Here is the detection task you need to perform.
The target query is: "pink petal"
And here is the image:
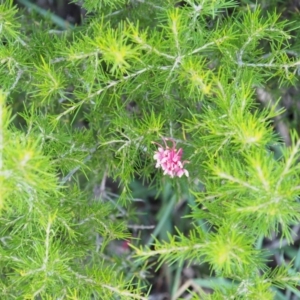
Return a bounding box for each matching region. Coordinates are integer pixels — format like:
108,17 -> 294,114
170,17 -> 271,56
176,169 -> 184,177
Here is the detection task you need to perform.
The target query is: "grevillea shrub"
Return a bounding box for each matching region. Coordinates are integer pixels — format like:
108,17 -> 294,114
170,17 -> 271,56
1,0 -> 300,298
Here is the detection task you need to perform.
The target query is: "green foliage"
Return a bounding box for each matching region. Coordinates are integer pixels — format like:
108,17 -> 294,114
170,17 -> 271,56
73,0 -> 128,12
0,0 -> 20,40
1,0 -> 300,298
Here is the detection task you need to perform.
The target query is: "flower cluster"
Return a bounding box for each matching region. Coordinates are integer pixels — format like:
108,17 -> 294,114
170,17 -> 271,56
152,138 -> 189,178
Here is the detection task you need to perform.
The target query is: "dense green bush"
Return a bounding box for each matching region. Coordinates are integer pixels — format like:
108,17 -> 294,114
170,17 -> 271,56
1,0 -> 300,298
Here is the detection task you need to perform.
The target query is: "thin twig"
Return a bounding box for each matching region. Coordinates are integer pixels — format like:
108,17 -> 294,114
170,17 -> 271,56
60,146 -> 98,185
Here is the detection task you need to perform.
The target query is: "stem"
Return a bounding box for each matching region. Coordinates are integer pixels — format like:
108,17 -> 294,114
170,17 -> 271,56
17,0 -> 74,30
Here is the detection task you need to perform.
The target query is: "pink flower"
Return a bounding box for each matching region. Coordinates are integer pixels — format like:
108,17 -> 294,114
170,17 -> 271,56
152,138 -> 189,178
